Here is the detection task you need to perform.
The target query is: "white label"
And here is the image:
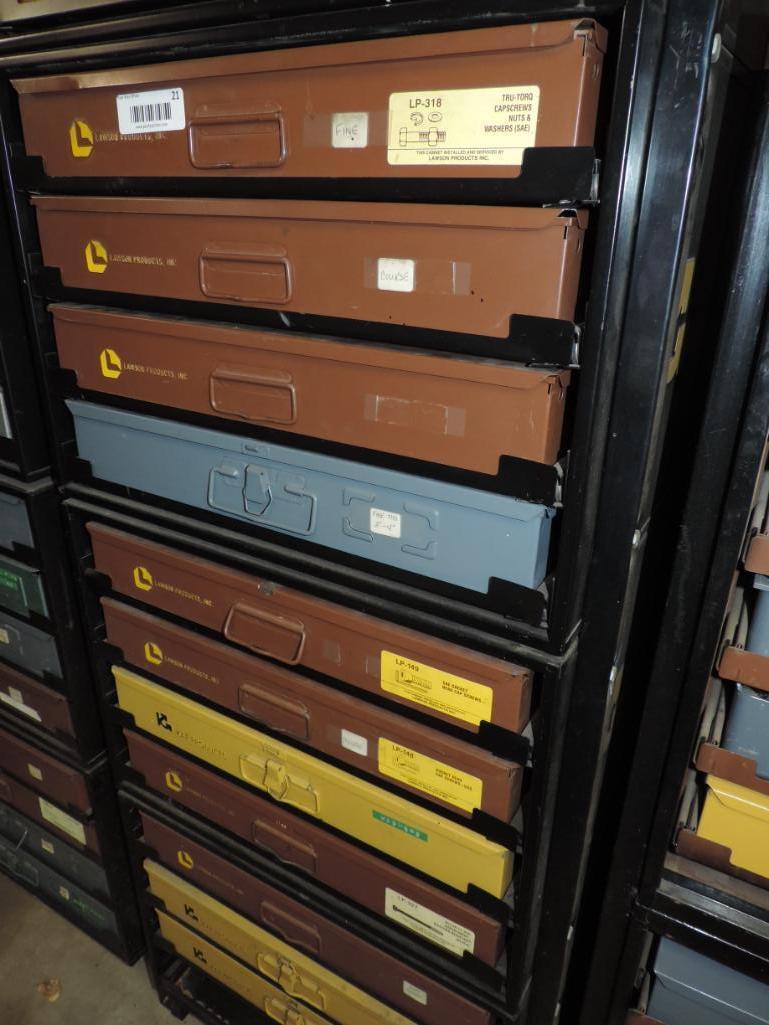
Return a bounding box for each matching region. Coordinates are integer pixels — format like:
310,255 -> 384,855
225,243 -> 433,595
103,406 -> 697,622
41,840 -> 55,855
402,981 -> 428,1006
0,628 -> 9,645
385,888 -> 476,957
340,729 -> 368,757
0,690 -> 41,722
377,258 -> 415,293
117,87 -> 186,135
27,764 -> 43,782
38,798 -> 86,846
331,112 -> 369,148
370,508 -> 402,538
388,86 -> 540,166
58,886 -> 70,901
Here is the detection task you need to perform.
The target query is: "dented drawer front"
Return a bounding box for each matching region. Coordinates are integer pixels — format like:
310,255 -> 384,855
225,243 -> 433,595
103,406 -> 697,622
0,610 -> 61,678
129,734 -> 504,963
158,910 -> 353,1025
147,860 -> 462,1025
0,801 -> 109,900
143,812 -> 501,1011
104,599 -> 522,821
15,22 -> 605,180
0,488 -> 34,551
116,668 -> 512,897
71,401 -> 553,593
697,775 -> 769,880
0,553 -> 48,618
0,725 -> 91,812
52,305 -> 570,473
0,833 -> 118,940
89,522 -> 531,734
0,663 -> 75,736
723,684 -> 769,780
33,196 -> 586,334
0,768 -> 99,854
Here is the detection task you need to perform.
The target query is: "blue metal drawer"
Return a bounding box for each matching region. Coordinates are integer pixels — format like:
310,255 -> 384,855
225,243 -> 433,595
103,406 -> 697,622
723,684 -> 769,780
67,400 -> 554,594
0,489 -> 33,552
0,800 -> 109,900
0,610 -> 61,678
648,939 -> 769,1025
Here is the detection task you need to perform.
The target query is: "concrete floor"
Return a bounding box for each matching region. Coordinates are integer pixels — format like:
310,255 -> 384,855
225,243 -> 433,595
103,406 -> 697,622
0,873 -> 176,1025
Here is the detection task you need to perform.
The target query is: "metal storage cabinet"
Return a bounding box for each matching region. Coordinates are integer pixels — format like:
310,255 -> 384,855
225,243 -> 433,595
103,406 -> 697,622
68,400 -> 553,593
647,939 -> 769,1025
33,196 -> 586,335
15,21 -> 604,181
0,833 -> 120,941
0,609 -> 61,678
0,801 -> 109,899
103,599 -> 522,821
51,304 -> 570,475
127,731 -> 505,965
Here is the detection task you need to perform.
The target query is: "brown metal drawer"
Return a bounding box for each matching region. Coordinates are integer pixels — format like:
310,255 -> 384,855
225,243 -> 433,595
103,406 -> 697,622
15,21 -> 605,181
127,732 -> 504,964
0,662 -> 75,738
0,769 -> 99,854
0,725 -> 91,812
104,598 -> 522,822
143,819 -> 490,1025
52,304 -> 570,473
32,196 -> 586,336
89,523 -> 531,735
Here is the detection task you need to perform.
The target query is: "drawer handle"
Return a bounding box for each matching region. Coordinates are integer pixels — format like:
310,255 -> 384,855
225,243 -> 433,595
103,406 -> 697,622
264,995 -> 308,1025
239,754 -> 319,816
209,366 -> 297,425
223,602 -> 306,664
238,683 -> 310,739
257,954 -> 326,1011
188,111 -> 286,169
208,463 -> 317,535
251,820 -> 317,874
200,246 -> 293,305
261,901 -> 321,953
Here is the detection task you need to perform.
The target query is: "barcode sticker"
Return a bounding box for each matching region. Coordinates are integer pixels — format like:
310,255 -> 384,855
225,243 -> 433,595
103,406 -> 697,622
116,88 -> 185,136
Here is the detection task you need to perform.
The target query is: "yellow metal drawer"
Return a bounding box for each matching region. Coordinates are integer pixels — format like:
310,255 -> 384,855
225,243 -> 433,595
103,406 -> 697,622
115,667 -> 512,897
158,909 -> 332,1025
697,774 -> 769,879
147,860 -> 416,1025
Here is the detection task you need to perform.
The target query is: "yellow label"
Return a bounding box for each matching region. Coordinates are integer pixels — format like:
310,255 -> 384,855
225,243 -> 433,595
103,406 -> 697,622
69,120 -> 94,158
380,651 -> 493,726
85,239 -> 109,273
165,770 -> 184,793
378,739 -> 483,813
38,798 -> 86,846
99,348 -> 122,379
388,86 -> 539,167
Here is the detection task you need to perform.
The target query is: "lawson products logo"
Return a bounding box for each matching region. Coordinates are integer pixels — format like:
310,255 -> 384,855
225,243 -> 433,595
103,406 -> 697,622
85,239 -> 109,273
69,120 -> 94,159
99,348 -> 122,380
133,566 -> 154,592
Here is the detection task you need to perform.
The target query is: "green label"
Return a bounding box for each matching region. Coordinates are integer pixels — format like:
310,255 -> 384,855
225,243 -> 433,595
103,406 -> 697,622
372,810 -> 428,842
0,569 -> 21,593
